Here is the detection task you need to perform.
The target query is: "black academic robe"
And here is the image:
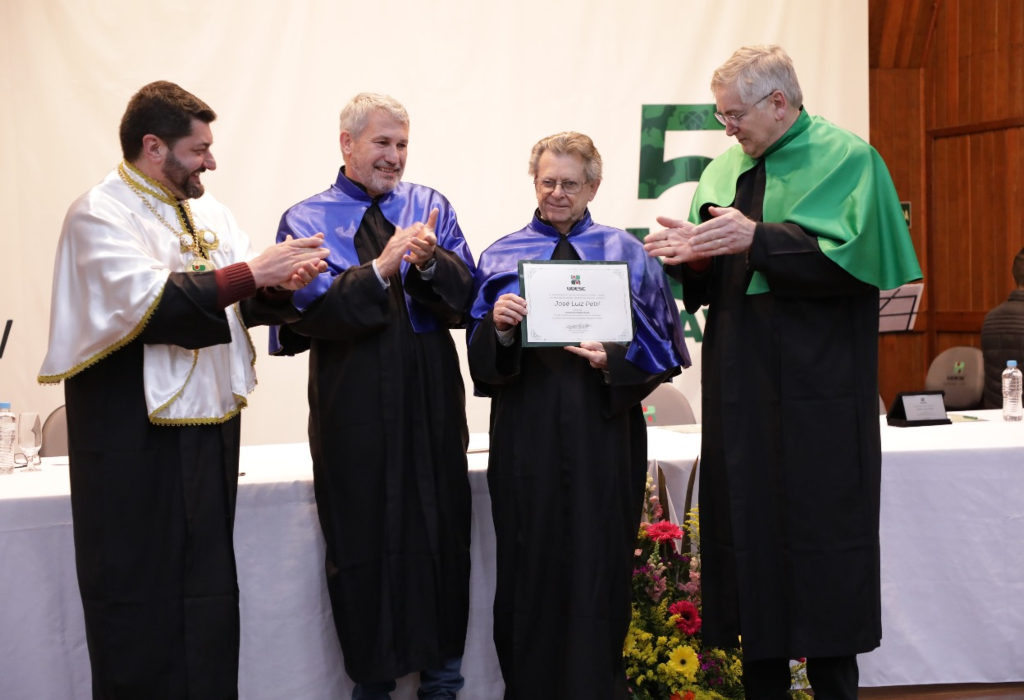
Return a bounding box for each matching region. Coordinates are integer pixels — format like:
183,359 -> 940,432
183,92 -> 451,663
275,202 -> 473,684
64,272 -> 298,700
667,162 -> 883,661
469,238 -> 676,700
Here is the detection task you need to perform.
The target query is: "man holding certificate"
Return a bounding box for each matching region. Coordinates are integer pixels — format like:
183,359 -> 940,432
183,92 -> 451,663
468,131 -> 689,699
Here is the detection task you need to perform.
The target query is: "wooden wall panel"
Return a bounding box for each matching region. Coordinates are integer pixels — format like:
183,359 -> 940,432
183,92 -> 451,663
871,0 -> 1024,400
936,332 -> 982,353
928,126 -> 1024,333
929,135 -> 972,313
927,0 -> 1024,129
871,66 -> 931,402
878,332 -> 928,403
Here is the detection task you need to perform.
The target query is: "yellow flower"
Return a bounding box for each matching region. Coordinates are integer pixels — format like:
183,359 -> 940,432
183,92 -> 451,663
666,645 -> 699,681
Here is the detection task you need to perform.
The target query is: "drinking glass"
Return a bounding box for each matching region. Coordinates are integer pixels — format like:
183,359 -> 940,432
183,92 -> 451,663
16,412 -> 42,472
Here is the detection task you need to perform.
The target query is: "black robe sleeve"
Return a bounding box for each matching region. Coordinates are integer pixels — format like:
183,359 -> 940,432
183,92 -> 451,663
403,247 -> 474,326
467,310 -> 523,394
604,343 -> 679,416
139,272 -> 231,348
664,261 -> 715,315
239,289 -> 302,328
280,264 -> 393,344
139,271 -> 304,349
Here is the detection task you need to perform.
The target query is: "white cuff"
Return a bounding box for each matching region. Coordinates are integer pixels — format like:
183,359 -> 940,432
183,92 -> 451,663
371,260 -> 390,288
417,258 -> 437,279
495,325 -> 516,347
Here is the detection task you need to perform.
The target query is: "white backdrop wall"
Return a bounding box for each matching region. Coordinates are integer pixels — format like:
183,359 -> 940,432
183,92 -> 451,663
1,0 -> 867,445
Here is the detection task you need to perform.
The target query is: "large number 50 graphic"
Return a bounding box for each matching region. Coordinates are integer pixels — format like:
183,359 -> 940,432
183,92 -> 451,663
637,104 -> 722,199
631,104 -> 721,341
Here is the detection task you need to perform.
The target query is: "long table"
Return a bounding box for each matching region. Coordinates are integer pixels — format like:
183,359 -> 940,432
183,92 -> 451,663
653,411 -> 1024,687
1,416 -> 1021,698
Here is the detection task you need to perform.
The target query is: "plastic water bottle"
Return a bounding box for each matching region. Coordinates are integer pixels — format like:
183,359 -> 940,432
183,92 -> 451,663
0,402 -> 16,475
1003,361 -> 1023,422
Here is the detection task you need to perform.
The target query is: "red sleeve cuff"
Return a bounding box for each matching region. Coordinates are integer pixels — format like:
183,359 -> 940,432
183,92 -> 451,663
215,262 -> 257,308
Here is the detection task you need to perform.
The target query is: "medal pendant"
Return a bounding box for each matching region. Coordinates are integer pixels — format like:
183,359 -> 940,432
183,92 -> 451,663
189,257 -> 216,272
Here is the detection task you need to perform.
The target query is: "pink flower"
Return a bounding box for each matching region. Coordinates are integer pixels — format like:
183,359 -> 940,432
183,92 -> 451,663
679,581 -> 700,595
646,521 -> 683,543
669,600 -> 702,635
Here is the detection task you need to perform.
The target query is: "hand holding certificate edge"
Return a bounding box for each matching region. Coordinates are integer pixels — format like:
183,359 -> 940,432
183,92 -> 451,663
493,292 -> 527,332
494,291 -> 608,369
564,341 -> 608,369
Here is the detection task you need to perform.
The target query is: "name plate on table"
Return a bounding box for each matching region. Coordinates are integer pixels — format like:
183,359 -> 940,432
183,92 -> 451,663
518,260 -> 634,347
886,391 -> 952,427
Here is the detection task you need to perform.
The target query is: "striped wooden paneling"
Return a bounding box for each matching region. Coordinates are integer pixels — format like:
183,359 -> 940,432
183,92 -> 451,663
871,0 -> 1023,401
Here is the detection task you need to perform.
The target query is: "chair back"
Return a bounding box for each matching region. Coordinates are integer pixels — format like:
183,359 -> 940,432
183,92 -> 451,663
39,405 -> 68,457
643,383 -> 696,426
924,346 -> 984,410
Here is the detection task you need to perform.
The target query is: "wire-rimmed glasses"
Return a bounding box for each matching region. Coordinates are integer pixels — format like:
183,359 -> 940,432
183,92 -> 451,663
714,90 -> 777,128
535,179 -> 586,195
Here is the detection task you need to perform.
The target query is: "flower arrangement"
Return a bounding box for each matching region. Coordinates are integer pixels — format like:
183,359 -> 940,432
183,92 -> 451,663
625,475 -> 809,700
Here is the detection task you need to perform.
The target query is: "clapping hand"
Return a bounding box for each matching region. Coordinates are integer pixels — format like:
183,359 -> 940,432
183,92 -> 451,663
644,217 -> 700,264
251,233 -> 330,289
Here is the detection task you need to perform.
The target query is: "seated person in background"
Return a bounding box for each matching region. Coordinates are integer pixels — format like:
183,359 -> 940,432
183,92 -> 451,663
981,247 -> 1024,408
468,131 -> 688,699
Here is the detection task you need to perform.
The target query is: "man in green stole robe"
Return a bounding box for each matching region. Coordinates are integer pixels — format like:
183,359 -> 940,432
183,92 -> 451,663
645,45 -> 921,700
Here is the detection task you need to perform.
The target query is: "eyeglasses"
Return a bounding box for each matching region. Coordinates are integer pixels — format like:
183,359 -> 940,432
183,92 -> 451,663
535,179 -> 586,195
714,90 -> 776,128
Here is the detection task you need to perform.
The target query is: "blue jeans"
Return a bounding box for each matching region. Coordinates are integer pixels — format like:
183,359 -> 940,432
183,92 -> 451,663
352,656 -> 465,700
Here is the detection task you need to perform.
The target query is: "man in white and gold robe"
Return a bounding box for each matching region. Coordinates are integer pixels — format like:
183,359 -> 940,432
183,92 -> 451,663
38,81 -> 328,699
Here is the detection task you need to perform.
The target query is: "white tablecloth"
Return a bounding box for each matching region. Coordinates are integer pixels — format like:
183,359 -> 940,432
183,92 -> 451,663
2,415 -> 1022,697
650,411 -> 1024,687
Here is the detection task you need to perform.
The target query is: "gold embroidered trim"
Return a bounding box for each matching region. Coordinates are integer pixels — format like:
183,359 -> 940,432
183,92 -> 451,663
233,304 -> 258,371
148,349 -> 200,418
37,284 -> 167,385
148,395 -> 248,426
117,160 -> 220,263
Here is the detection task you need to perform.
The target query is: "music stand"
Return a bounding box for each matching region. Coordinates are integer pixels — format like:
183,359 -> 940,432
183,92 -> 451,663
879,283 -> 923,333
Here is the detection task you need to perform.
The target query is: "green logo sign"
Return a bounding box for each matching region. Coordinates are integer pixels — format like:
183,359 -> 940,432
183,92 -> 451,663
632,104 -> 722,342
638,104 -> 723,200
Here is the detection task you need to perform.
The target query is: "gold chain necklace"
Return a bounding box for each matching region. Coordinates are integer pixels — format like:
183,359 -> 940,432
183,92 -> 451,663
117,160 -> 220,272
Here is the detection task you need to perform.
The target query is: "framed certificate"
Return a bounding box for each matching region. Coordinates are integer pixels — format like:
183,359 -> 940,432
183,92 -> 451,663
518,260 -> 634,347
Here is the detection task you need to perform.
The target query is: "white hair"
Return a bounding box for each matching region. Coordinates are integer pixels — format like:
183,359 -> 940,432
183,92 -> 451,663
711,45 -> 803,107
338,92 -> 409,137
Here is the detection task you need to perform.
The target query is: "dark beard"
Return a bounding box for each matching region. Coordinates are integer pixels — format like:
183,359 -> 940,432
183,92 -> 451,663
163,151 -> 204,199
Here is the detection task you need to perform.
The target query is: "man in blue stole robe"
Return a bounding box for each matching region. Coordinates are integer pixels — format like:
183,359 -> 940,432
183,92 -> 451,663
468,132 -> 689,699
269,93 -> 475,700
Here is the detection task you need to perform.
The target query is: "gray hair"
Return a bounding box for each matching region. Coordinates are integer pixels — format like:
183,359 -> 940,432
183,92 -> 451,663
338,92 -> 409,137
711,45 -> 803,108
528,131 -> 603,183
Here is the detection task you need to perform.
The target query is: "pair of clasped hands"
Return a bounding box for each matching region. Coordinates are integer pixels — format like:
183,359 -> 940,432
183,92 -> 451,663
642,206 -> 756,265
246,209 -> 441,290
492,206 -> 754,370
